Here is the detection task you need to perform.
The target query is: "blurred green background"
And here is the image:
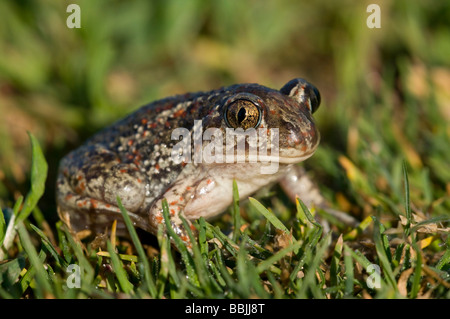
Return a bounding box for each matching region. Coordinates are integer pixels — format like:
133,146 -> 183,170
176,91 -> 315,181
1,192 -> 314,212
0,0 -> 449,222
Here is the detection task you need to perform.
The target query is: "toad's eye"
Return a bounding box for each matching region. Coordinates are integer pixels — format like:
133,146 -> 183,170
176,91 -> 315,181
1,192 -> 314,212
224,99 -> 262,130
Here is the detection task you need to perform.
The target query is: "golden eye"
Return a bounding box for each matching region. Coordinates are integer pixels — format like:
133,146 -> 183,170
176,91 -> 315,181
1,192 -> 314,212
225,99 -> 261,129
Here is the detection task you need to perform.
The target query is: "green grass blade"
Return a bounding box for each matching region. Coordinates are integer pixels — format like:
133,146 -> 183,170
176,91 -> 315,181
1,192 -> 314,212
231,180 -> 241,242
266,271 -> 284,299
18,250 -> 47,296
161,198 -> 199,287
0,256 -> 24,288
236,239 -> 269,298
296,232 -> 332,298
410,244 -> 423,298
96,251 -> 139,263
116,197 -> 157,296
0,197 -> 22,261
15,133 -> 48,225
249,197 -> 289,234
214,250 -> 242,297
372,217 -> 397,291
289,227 -> 323,282
56,222 -> 73,265
295,197 -> 309,226
296,197 -> 323,229
207,224 -> 239,257
345,245 -> 374,270
16,222 -> 53,297
207,258 -> 226,289
198,217 -> 209,262
180,214 -> 219,296
0,209 -> 5,248
402,161 -> 412,238
436,248 -> 450,270
62,225 -> 95,288
393,243 -> 405,267
343,245 -> 354,296
330,234 -> 343,289
30,224 -> 68,269
0,287 -> 13,299
236,240 -> 251,297
343,215 -> 373,241
156,224 -> 170,298
106,241 -> 134,294
256,237 -> 303,274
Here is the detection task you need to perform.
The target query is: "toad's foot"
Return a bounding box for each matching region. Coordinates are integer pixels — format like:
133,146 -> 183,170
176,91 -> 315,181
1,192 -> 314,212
279,165 -> 358,229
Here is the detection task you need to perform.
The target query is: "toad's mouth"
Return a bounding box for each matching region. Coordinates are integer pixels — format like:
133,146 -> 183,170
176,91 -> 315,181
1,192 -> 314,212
243,148 -> 317,164
276,141 -> 320,164
271,151 -> 316,164
200,142 -> 319,166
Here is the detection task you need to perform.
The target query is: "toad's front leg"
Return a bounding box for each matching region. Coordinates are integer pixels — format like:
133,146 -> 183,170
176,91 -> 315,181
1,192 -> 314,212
279,165 -> 358,228
149,202 -> 197,250
148,179 -> 200,250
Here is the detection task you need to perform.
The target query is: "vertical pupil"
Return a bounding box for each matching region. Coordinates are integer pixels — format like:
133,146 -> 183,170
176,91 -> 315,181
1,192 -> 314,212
237,107 -> 247,123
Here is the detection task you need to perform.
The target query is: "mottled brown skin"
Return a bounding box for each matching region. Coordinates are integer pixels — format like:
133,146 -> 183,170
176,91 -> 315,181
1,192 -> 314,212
56,78 -> 321,248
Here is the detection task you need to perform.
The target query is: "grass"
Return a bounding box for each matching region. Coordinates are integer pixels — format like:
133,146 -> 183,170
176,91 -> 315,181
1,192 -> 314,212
0,1 -> 449,299
0,136 -> 448,298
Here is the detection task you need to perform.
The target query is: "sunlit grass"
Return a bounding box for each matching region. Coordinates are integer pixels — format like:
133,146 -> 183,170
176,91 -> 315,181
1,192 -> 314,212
0,135 -> 448,298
